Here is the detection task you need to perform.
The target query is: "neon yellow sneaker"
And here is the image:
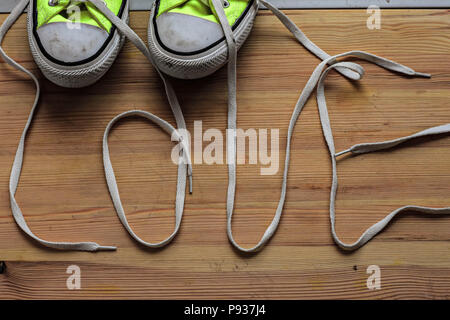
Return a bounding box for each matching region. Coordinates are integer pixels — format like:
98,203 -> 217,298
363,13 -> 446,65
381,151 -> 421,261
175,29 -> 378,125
29,0 -> 129,87
148,0 -> 258,79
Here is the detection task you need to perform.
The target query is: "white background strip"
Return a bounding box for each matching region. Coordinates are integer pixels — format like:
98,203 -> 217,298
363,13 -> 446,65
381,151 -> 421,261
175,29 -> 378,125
0,0 -> 449,12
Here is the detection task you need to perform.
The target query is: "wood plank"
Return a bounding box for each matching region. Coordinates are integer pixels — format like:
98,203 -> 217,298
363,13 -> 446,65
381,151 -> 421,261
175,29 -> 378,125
0,9 -> 449,299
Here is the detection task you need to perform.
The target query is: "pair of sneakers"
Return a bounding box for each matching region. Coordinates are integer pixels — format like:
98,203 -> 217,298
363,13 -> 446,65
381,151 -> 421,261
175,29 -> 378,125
1,0 -> 449,253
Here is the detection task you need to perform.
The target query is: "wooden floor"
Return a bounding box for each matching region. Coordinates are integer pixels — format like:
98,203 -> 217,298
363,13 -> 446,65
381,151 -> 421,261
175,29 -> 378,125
0,9 -> 449,300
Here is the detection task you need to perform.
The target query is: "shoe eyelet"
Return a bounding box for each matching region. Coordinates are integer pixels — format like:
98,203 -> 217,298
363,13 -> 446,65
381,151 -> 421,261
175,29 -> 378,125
223,0 -> 230,8
48,0 -> 59,6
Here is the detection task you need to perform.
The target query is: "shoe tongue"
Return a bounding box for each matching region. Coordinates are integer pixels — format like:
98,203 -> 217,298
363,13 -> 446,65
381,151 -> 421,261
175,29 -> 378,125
198,0 -> 212,7
158,0 -> 190,15
85,1 -> 123,32
38,0 -> 123,33
160,0 -> 216,21
36,0 -> 71,28
162,0 -> 248,27
199,0 -> 221,17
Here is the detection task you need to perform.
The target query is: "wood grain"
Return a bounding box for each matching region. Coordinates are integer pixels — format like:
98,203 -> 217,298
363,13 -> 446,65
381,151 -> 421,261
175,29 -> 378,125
0,9 -> 449,299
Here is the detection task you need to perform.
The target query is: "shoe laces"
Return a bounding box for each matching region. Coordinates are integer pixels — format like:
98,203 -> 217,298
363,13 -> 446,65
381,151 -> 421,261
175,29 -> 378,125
210,0 -> 450,252
48,0 -> 106,6
0,0 -> 192,251
1,0 -> 449,253
199,0 -> 229,8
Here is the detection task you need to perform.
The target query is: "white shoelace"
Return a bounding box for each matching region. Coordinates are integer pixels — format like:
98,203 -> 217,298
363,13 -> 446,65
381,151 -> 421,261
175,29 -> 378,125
1,0 -> 449,252
315,54 -> 450,250
210,0 -> 450,252
0,0 -> 192,251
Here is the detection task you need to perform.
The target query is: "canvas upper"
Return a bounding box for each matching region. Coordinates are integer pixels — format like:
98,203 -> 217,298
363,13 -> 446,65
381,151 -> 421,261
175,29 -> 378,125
34,0 -> 126,64
154,0 -> 253,54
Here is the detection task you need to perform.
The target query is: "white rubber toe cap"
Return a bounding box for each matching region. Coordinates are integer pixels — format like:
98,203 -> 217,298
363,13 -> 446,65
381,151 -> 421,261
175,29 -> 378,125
156,12 -> 224,53
36,22 -> 109,64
